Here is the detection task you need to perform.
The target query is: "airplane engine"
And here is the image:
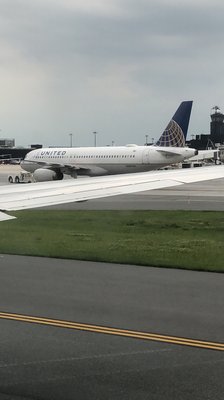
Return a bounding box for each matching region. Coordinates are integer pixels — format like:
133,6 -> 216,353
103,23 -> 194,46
33,168 -> 64,182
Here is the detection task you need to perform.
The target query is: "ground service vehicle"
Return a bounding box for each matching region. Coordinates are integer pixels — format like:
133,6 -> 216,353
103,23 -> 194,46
8,172 -> 34,184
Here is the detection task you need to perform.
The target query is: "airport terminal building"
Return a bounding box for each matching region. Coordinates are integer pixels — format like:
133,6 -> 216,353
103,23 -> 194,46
188,106 -> 224,150
0,140 -> 42,163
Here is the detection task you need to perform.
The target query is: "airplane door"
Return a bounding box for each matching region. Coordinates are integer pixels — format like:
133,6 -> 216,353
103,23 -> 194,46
142,149 -> 150,164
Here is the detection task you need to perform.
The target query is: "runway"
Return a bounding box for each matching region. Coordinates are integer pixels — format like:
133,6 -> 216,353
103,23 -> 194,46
0,255 -> 224,399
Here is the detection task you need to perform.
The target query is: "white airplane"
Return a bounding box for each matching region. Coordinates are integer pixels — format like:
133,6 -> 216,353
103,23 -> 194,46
1,101 -> 224,222
21,101 -> 197,181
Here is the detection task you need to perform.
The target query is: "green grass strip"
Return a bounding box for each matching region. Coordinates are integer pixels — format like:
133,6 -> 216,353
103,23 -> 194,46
1,210 -> 224,272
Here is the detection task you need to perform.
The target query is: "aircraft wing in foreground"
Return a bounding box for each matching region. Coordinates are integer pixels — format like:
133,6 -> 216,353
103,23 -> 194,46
1,165 -> 224,221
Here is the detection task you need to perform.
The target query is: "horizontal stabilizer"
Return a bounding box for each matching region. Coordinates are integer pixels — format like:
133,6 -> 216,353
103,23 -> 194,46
156,149 -> 183,157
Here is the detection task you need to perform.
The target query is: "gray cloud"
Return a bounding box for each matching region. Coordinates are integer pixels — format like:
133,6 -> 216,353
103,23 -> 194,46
0,0 -> 224,146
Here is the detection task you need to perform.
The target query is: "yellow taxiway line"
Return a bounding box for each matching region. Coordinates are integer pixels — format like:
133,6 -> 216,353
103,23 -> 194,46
0,311 -> 223,351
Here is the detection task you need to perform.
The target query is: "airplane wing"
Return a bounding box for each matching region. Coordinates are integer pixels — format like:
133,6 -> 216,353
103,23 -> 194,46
29,161 -> 92,178
29,160 -> 82,172
1,165 -> 224,221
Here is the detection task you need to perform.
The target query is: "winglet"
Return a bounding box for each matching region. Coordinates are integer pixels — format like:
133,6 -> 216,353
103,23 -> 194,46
156,101 -> 193,147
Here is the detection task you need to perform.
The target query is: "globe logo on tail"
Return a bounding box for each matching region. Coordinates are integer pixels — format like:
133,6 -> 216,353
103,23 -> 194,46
155,101 -> 193,148
156,120 -> 185,147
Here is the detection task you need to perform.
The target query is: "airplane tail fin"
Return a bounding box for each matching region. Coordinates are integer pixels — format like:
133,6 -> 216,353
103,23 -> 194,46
156,101 -> 193,147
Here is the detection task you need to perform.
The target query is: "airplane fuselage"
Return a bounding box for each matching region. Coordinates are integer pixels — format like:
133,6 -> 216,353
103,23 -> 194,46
21,145 -> 197,178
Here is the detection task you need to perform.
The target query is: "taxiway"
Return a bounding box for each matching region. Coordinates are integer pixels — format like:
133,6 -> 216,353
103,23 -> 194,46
0,255 -> 224,400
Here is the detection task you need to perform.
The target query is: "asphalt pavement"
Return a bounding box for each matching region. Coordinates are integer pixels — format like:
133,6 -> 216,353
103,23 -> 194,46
0,255 -> 224,400
0,166 -> 224,399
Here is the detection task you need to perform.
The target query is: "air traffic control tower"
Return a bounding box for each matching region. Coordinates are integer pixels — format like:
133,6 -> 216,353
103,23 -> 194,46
210,106 -> 224,146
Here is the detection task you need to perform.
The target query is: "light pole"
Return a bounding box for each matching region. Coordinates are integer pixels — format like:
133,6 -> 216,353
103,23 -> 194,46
69,133 -> 73,147
145,134 -> 148,145
93,131 -> 97,147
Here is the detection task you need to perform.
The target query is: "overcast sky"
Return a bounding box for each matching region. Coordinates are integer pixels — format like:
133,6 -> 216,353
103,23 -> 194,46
1,0 -> 224,147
